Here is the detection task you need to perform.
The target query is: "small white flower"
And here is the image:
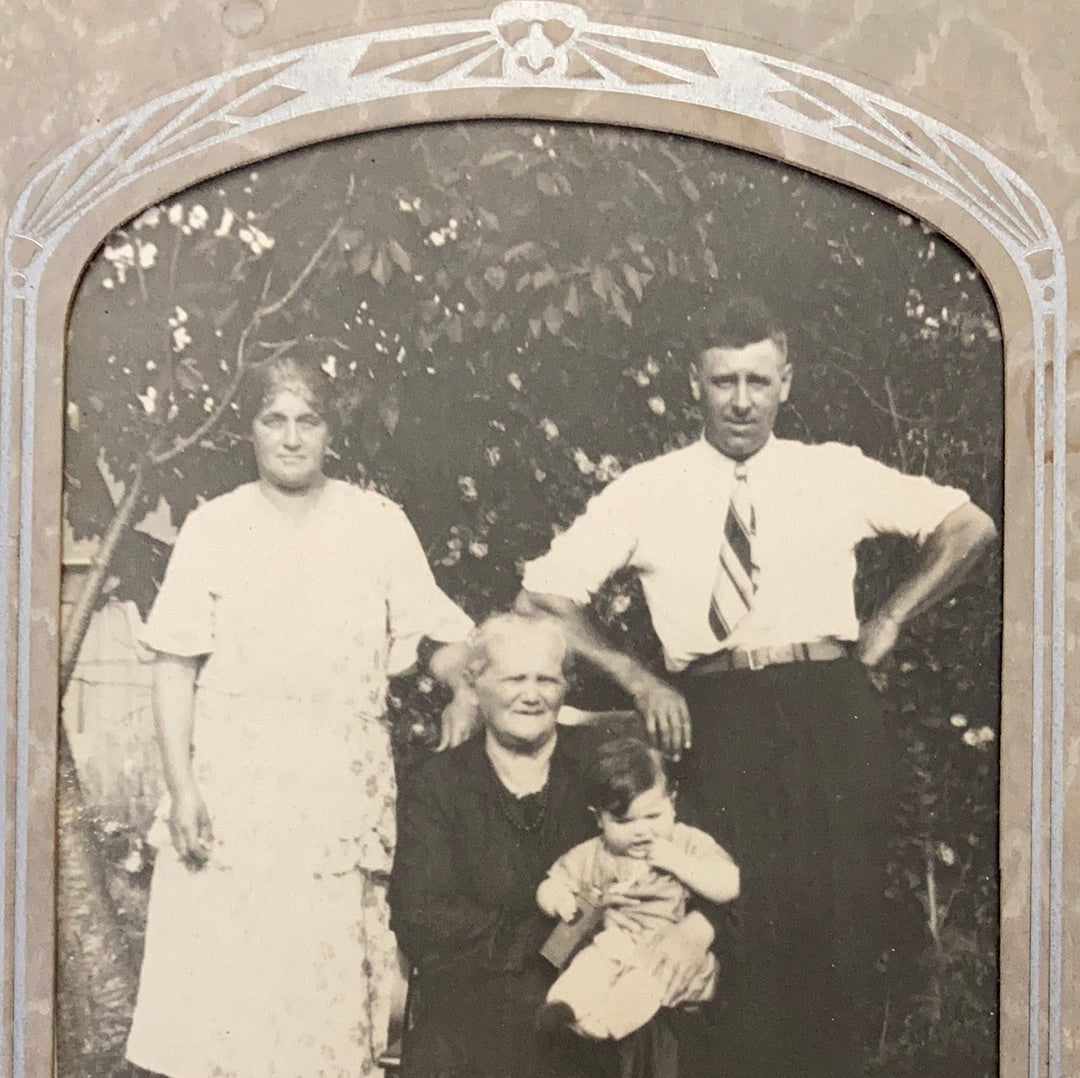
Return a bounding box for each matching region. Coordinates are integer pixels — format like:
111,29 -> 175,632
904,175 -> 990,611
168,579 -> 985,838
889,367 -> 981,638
949,713 -> 968,728
250,225 -> 274,251
132,206 -> 161,230
187,204 -> 209,230
647,396 -> 667,416
105,241 -> 135,266
644,357 -> 661,377
936,842 -> 956,867
66,402 -> 80,429
632,370 -> 651,387
610,594 -> 632,616
398,198 -> 412,212
532,133 -> 544,148
122,849 -> 144,874
595,454 -> 623,483
428,230 -> 446,247
137,240 -> 158,268
214,208 -> 235,237
961,726 -> 995,748
484,446 -> 501,467
534,468 -> 547,482
167,203 -> 184,226
507,372 -> 523,391
457,476 -> 478,501
322,354 -> 337,378
172,326 -> 191,352
573,448 -> 595,475
540,418 -> 560,441
468,540 -> 489,559
417,676 -> 435,694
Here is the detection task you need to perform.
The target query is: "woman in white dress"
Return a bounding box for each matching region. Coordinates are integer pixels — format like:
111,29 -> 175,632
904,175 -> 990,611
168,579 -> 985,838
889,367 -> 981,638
125,353 -> 473,1077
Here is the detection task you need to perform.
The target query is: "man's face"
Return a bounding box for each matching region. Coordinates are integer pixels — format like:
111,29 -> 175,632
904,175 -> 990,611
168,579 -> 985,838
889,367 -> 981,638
473,627 -> 567,754
692,338 -> 791,461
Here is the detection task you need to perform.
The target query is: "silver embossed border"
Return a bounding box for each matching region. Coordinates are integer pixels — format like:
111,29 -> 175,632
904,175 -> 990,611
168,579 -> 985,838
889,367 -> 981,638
0,3 -> 1065,1074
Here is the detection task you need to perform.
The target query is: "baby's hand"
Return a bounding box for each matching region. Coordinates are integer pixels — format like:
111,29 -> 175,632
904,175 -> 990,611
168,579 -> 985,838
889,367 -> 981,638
538,878 -> 579,923
647,837 -> 687,877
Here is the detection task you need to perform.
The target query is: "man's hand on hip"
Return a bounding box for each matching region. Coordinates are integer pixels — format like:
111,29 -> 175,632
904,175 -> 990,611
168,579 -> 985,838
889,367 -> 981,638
855,611 -> 902,667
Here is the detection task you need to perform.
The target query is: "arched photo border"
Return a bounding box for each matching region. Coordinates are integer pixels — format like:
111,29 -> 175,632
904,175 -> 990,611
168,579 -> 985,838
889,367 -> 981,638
0,3 -> 1065,1075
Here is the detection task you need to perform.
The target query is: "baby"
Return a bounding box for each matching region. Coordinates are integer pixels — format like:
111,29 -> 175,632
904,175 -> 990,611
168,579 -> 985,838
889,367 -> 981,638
535,736 -> 739,1040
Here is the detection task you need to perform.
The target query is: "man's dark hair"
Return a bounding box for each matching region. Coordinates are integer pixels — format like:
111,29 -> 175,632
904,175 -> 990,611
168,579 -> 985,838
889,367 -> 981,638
587,736 -> 670,817
695,295 -> 788,361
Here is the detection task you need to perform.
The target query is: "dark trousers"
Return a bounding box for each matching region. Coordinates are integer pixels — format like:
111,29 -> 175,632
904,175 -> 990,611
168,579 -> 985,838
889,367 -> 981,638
673,659 -> 895,1078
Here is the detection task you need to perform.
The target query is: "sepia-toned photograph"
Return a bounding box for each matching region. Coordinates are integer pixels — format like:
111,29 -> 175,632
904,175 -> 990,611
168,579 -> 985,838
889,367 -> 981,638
57,120 -> 1003,1078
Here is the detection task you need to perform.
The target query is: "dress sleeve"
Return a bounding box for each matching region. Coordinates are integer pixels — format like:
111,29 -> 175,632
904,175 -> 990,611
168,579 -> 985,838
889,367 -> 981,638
140,506 -> 215,658
837,444 -> 970,542
521,477 -> 641,604
383,505 -> 474,676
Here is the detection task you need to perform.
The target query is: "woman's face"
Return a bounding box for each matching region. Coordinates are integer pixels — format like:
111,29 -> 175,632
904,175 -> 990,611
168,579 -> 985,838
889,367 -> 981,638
474,627 -> 567,754
252,387 -> 329,492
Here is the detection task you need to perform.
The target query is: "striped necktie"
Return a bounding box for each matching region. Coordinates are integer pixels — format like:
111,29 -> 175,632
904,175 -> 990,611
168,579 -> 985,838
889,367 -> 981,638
708,461 -> 757,641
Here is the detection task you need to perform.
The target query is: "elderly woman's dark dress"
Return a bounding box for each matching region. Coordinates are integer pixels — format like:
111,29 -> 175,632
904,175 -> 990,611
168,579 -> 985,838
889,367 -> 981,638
390,725 -> 619,1078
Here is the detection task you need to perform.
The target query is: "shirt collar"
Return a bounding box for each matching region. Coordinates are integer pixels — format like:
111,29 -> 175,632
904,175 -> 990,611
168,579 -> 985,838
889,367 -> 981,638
484,730 -> 557,796
696,432 -> 778,474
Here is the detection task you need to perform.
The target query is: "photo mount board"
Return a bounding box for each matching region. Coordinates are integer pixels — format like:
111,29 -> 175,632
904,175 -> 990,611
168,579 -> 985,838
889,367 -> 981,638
0,2 -> 1067,1075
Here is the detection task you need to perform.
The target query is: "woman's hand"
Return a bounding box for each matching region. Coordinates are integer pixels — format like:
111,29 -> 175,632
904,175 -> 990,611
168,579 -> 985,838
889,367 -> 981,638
169,787 -> 213,868
437,686 -> 480,751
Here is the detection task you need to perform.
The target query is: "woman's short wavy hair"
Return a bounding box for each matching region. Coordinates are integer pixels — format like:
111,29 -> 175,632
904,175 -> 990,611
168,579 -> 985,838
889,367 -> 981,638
239,350 -> 338,436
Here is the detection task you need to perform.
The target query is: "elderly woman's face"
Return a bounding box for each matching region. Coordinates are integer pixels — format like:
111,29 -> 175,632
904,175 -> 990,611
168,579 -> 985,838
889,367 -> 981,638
474,628 -> 567,752
252,388 -> 329,492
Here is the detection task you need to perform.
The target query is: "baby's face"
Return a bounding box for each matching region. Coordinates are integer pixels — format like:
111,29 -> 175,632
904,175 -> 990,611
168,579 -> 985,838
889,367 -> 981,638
597,781 -> 676,858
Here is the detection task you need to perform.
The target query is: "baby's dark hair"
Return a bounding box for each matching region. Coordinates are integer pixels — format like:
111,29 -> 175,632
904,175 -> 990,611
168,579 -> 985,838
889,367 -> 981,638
588,737 -> 670,817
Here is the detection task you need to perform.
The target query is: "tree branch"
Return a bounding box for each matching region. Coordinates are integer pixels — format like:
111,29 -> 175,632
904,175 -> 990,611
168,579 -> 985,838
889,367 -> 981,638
150,217 -> 344,465
819,348 -> 926,424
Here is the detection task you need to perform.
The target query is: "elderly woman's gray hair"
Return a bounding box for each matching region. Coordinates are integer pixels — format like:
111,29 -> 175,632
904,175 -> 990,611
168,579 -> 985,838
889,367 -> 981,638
463,611 -> 572,683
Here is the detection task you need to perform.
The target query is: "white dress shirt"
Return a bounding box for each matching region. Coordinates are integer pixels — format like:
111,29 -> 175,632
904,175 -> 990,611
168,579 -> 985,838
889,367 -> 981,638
523,437 -> 969,672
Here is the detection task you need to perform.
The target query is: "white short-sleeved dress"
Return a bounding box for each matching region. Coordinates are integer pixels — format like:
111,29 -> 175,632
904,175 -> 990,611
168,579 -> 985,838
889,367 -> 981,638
125,480 -> 472,1078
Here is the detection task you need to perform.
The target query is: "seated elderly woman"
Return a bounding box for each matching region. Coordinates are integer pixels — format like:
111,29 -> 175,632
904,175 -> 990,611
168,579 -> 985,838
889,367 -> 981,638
389,612 -> 718,1078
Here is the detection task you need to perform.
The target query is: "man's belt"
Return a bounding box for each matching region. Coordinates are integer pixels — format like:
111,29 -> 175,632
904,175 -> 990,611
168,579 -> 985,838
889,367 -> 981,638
683,639 -> 851,676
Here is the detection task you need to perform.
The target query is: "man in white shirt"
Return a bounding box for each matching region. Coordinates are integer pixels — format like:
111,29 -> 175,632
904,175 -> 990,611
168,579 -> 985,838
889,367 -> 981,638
515,297 -> 997,1077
